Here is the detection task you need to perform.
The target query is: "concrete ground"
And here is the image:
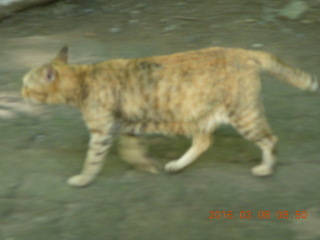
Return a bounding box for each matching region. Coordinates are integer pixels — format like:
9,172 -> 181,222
0,1 -> 320,239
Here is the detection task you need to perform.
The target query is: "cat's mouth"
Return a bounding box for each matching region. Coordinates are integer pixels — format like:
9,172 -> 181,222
21,87 -> 48,104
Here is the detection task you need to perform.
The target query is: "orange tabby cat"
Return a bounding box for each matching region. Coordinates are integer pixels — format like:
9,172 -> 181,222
21,46 -> 318,187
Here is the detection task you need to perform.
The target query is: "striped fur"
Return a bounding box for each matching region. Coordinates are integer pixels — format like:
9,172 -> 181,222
21,46 -> 318,187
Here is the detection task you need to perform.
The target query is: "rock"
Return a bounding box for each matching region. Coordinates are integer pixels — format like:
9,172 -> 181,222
130,10 -> 141,15
134,3 -> 146,9
251,43 -> 264,48
128,19 -> 139,25
163,24 -> 178,32
301,19 -> 313,24
109,26 -> 122,33
82,8 -> 95,14
278,0 -> 309,20
0,0 -> 57,21
32,134 -> 46,143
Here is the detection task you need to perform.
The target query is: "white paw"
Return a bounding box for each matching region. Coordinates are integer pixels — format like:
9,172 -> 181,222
67,174 -> 94,187
251,165 -> 273,176
165,160 -> 182,173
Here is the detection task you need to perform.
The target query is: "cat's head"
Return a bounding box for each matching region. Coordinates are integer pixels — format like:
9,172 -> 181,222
21,46 -> 70,104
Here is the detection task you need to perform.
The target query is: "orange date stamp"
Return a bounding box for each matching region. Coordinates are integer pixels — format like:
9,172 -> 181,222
208,210 -> 308,220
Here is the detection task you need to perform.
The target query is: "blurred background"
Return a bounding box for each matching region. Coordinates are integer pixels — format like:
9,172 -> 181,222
0,0 -> 320,239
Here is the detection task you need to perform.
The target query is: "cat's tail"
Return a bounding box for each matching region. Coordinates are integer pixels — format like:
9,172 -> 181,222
252,51 -> 319,92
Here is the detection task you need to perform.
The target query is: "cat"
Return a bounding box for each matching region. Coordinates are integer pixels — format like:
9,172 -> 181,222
21,46 -> 318,187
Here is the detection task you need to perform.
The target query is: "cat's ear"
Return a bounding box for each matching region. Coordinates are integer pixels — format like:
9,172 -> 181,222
43,65 -> 56,82
52,46 -> 68,64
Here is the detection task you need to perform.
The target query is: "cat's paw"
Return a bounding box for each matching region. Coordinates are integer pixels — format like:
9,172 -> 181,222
137,163 -> 159,174
251,165 -> 273,176
67,174 -> 94,187
165,160 -> 182,173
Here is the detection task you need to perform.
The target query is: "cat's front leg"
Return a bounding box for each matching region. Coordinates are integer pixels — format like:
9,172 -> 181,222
68,120 -> 121,187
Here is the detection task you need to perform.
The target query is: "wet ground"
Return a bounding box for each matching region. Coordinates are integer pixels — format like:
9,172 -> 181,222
0,0 -> 320,239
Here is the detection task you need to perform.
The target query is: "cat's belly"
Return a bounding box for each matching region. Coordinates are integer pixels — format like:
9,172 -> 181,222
122,120 -> 196,136
121,108 -> 229,136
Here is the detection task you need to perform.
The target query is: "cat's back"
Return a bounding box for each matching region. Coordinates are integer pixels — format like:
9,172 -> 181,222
96,47 -> 258,85
152,47 -> 257,69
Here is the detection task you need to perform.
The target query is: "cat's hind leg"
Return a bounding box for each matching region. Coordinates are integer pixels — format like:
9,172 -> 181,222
231,110 -> 278,176
251,136 -> 277,176
165,133 -> 211,173
118,134 -> 158,174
